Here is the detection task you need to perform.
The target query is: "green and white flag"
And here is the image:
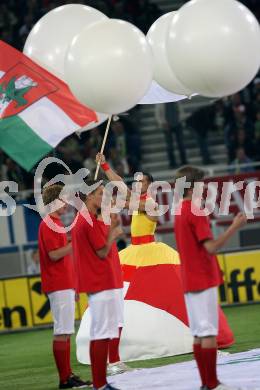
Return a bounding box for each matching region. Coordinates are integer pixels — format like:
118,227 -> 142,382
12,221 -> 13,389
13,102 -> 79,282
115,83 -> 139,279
0,40 -> 97,171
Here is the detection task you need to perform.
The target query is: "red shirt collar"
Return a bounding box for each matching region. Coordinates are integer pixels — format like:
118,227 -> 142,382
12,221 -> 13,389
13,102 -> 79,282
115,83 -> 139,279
140,193 -> 148,200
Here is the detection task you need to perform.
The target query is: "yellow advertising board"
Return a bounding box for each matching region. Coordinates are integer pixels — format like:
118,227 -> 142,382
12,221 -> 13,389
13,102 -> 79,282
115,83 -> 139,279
0,281 -> 6,331
0,275 -> 89,332
217,254 -> 228,304
27,277 -> 52,326
221,250 -> 260,304
0,249 -> 259,332
0,278 -> 33,330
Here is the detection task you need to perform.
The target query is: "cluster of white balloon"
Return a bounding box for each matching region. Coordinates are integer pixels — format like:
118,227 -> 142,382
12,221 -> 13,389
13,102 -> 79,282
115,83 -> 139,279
23,3 -> 152,130
148,0 -> 260,99
24,0 -> 260,124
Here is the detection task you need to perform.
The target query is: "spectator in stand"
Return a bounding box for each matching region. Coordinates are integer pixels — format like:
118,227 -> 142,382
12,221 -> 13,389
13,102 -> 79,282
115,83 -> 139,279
252,92 -> 260,119
89,127 -> 103,152
112,1 -> 126,20
213,100 -> 227,133
109,119 -> 129,174
107,147 -> 124,172
27,248 -> 40,275
61,150 -> 83,174
18,13 -> 34,47
93,1 -> 111,15
55,135 -> 85,174
186,104 -> 215,165
252,77 -> 260,99
0,28 -> 13,45
83,148 -> 97,176
57,135 -> 83,164
254,111 -> 260,161
255,110 -> 260,137
121,112 -> 142,173
155,102 -> 187,168
224,103 -> 255,159
0,3 -> 17,42
5,158 -> 26,190
114,161 -> 131,180
135,0 -> 162,33
0,151 -> 7,181
228,128 -> 256,162
233,105 -> 255,135
230,146 -> 255,174
123,0 -> 141,23
42,152 -> 67,184
114,161 -> 125,178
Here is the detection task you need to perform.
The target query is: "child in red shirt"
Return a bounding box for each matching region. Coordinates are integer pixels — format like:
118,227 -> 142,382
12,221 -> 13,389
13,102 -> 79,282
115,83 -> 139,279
38,184 -> 88,389
174,166 -> 247,390
72,180 -> 123,390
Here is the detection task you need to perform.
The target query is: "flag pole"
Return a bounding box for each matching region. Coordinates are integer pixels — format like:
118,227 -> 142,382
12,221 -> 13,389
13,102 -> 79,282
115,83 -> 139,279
94,115 -> 112,180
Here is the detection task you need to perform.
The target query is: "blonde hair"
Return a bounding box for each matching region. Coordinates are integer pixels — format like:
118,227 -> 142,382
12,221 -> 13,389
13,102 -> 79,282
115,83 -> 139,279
42,184 -> 63,206
174,165 -> 205,196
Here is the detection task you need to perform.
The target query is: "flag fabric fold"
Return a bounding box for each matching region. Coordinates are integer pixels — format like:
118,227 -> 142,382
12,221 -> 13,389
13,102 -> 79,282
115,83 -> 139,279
0,40 -> 97,171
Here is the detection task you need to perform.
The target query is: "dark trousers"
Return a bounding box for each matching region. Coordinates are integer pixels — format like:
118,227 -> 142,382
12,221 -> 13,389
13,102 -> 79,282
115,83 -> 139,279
196,132 -> 211,165
164,124 -> 187,167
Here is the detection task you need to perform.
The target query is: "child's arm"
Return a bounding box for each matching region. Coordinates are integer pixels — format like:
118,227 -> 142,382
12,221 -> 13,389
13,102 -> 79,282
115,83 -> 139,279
96,152 -> 131,199
48,243 -> 72,261
203,213 -> 247,254
96,226 -> 123,259
88,214 -> 123,259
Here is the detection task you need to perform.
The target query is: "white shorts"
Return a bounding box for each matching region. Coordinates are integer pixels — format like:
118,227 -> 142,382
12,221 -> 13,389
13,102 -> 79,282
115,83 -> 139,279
184,287 -> 219,337
88,288 -> 124,341
48,289 -> 75,335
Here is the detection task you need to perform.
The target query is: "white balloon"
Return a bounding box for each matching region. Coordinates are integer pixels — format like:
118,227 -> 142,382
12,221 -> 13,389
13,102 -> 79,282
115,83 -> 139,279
78,112 -> 108,133
167,0 -> 260,98
147,12 -> 193,97
65,19 -> 153,114
24,4 -> 107,79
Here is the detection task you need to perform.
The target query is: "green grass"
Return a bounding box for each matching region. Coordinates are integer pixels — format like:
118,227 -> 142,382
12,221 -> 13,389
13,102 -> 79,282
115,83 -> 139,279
0,305 -> 260,390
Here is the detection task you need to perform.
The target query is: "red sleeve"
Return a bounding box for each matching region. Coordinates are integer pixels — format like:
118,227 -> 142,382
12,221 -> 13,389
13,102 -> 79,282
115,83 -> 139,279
86,222 -> 107,252
190,213 -> 213,243
42,223 -> 65,252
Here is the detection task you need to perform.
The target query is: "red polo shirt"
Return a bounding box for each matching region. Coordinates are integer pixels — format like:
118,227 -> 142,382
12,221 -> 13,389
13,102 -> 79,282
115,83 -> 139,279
174,199 -> 223,293
38,216 -> 76,293
72,212 -> 123,294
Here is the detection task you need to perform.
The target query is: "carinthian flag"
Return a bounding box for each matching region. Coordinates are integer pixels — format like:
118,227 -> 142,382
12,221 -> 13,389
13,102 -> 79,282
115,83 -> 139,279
0,40 -> 97,171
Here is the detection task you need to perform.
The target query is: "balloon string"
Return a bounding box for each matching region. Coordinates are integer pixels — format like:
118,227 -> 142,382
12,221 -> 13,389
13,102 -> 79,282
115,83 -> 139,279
94,115 -> 113,180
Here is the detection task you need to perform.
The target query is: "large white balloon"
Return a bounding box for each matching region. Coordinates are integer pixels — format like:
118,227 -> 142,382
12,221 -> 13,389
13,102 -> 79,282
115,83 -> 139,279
65,19 -> 153,114
167,0 -> 260,98
24,4 -> 107,79
147,12 -> 193,97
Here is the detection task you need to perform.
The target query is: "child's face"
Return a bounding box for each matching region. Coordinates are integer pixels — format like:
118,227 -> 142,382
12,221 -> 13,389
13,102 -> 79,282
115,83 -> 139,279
111,213 -> 120,225
141,175 -> 150,194
91,185 -> 104,209
56,202 -> 68,216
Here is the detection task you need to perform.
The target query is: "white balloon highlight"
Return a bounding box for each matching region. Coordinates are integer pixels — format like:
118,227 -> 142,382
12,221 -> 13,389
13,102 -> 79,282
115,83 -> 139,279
167,0 -> 260,97
147,12 -> 193,97
65,19 -> 153,114
24,4 -> 107,79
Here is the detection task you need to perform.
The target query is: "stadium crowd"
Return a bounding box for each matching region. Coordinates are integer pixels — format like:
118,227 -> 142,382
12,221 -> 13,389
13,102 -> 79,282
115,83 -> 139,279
0,0 -> 260,189
186,78 -> 260,171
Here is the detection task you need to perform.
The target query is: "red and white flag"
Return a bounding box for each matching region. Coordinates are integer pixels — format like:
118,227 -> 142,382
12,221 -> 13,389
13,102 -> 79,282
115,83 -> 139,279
0,40 -> 97,170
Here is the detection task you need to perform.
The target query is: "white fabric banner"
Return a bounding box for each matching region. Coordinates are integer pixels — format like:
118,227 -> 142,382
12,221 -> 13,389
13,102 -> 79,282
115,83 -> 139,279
110,349 -> 260,390
76,300 -> 193,364
138,80 -> 190,105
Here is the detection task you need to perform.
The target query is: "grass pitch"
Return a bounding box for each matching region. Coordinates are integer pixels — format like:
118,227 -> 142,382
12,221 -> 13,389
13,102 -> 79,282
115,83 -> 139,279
0,305 -> 260,390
